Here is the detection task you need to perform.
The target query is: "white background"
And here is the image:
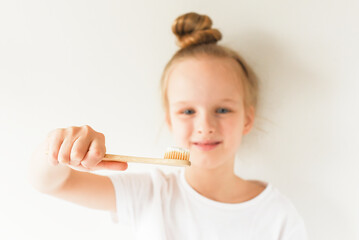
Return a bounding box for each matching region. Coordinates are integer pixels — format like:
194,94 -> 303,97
1,0 -> 358,239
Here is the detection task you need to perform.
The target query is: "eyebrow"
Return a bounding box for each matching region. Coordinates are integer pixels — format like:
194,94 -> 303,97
221,98 -> 238,103
172,98 -> 238,105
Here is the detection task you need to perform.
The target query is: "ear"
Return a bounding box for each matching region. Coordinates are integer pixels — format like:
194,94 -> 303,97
242,106 -> 255,135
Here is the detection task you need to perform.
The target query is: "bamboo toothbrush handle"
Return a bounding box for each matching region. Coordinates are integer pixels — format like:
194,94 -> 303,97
103,154 -> 190,167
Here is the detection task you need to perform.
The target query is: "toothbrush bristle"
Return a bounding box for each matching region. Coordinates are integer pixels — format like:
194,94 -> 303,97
164,147 -> 190,161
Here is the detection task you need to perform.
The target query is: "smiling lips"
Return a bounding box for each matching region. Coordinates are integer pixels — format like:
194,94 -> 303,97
192,141 -> 222,151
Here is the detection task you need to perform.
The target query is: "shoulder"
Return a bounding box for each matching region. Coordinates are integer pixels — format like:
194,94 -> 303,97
264,184 -> 302,216
252,182 -> 302,220
254,183 -> 307,239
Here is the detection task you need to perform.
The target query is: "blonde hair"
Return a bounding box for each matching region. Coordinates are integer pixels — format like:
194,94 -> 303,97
161,12 -> 259,114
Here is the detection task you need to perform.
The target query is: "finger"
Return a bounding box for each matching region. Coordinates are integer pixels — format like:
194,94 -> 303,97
58,138 -> 76,165
94,161 -> 128,171
69,136 -> 91,166
67,164 -> 93,172
67,161 -> 128,172
80,138 -> 106,169
47,130 -> 64,166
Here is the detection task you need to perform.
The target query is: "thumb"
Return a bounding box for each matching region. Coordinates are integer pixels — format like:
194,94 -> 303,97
68,161 -> 128,172
94,161 -> 128,171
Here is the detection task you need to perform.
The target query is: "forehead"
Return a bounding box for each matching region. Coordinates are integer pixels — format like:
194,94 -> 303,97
167,56 -> 244,104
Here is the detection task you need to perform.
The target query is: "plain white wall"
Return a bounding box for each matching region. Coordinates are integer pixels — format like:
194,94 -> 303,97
1,0 -> 358,239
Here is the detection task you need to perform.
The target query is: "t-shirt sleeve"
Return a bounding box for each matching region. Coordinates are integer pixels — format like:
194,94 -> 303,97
256,187 -> 308,240
282,217 -> 308,240
107,171 -> 156,224
278,198 -> 308,240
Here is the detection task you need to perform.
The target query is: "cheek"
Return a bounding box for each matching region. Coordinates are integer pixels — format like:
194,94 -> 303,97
221,117 -> 245,144
170,117 -> 193,144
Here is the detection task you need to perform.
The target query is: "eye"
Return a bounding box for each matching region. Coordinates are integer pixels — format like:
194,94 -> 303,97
216,108 -> 230,114
182,109 -> 195,115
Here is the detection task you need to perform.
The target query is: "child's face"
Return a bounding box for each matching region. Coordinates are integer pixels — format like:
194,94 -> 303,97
166,56 -> 254,169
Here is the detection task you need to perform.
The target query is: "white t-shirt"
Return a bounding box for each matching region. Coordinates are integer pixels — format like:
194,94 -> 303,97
108,168 -> 307,240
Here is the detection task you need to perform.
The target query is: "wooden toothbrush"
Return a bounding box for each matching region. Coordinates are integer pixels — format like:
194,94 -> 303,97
102,147 -> 191,167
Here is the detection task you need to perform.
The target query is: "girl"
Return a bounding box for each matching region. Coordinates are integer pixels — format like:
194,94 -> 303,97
29,12 -> 307,240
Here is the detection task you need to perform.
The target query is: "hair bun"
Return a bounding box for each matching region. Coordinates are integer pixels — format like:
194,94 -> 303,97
172,12 -> 222,49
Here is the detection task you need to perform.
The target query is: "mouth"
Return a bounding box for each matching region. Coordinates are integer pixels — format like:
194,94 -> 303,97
192,141 -> 222,151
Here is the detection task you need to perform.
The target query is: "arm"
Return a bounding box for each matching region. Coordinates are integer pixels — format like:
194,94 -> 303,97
52,169 -> 116,212
28,125 -> 127,212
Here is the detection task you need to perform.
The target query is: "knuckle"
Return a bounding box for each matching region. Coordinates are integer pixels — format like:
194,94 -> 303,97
58,153 -> 69,164
97,132 -> 105,140
66,127 -> 77,137
70,150 -> 83,162
56,128 -> 65,135
81,126 -> 92,137
82,125 -> 93,132
84,125 -> 92,130
92,149 -> 104,159
96,133 -> 106,150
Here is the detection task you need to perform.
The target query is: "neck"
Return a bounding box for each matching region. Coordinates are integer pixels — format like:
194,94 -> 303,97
184,159 -> 246,202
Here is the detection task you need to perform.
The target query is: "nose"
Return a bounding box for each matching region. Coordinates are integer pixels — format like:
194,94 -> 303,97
198,129 -> 213,134
196,112 -> 216,135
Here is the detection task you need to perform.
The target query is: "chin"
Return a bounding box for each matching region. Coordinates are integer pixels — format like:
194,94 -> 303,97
189,153 -> 226,170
